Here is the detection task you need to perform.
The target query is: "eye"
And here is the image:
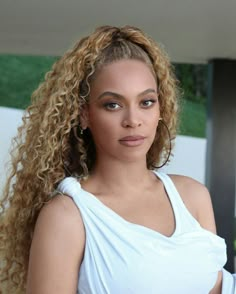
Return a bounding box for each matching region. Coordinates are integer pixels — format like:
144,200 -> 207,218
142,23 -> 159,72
141,99 -> 157,108
103,102 -> 121,111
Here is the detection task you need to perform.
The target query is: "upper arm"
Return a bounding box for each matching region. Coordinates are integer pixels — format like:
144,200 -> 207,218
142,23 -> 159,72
26,195 -> 85,294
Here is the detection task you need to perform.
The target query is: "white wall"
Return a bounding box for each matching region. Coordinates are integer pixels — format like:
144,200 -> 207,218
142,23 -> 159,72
0,106 -> 207,194
0,107 -> 24,193
161,135 -> 206,184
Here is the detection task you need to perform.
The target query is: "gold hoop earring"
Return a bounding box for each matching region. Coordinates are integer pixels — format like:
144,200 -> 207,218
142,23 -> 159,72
152,118 -> 172,169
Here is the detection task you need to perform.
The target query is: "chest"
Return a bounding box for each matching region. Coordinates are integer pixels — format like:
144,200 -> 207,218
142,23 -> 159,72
96,188 -> 176,237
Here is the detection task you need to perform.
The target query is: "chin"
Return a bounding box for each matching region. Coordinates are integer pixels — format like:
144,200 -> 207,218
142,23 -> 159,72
117,150 -> 148,163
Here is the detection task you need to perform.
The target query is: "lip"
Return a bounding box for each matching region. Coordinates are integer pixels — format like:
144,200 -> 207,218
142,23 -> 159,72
119,135 -> 146,147
119,135 -> 145,141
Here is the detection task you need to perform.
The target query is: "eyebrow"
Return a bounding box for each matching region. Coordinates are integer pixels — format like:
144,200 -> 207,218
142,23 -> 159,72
97,88 -> 158,100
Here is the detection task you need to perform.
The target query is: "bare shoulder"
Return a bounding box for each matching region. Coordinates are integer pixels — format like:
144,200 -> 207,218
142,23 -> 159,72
168,174 -> 209,199
34,194 -> 85,245
37,193 -> 84,227
168,174 -> 217,234
27,194 -> 85,294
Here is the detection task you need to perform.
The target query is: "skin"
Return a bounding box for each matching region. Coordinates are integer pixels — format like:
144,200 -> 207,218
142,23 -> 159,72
26,60 -> 222,293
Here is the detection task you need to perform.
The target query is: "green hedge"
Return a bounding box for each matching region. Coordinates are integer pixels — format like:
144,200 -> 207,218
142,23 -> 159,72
0,55 -> 58,109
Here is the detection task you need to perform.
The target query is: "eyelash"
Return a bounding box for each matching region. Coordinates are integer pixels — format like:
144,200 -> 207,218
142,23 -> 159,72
103,99 -> 157,111
103,102 -> 121,110
141,99 -> 157,107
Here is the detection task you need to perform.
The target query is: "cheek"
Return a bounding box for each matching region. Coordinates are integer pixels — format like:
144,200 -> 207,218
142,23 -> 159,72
88,112 -> 117,139
146,103 -> 160,122
147,116 -> 159,140
147,112 -> 160,128
89,110 -> 110,127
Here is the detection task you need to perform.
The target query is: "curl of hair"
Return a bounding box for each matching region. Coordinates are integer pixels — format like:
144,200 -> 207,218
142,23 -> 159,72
0,25 -> 180,293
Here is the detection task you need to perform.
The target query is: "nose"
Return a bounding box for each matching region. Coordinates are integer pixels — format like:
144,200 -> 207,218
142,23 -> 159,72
121,108 -> 142,128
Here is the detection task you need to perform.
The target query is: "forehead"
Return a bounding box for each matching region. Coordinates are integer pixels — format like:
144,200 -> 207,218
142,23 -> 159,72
91,59 -> 157,93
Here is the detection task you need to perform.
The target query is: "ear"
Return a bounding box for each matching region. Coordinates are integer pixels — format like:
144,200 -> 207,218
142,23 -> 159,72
80,104 -> 89,130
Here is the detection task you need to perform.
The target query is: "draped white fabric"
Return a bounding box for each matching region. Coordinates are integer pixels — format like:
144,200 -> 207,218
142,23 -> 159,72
58,171 -> 227,294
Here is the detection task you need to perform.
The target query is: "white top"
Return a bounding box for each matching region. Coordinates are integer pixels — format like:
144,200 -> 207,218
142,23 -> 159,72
57,171 -> 227,294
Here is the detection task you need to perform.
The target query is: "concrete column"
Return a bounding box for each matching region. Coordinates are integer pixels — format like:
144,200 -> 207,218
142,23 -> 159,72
206,59 -> 236,272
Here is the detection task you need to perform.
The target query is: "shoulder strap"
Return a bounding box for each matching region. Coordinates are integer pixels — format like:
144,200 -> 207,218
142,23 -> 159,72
57,176 -> 127,235
153,171 -> 188,209
154,171 -> 201,232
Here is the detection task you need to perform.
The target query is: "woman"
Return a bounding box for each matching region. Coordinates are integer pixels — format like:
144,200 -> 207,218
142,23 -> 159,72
0,25 -> 234,293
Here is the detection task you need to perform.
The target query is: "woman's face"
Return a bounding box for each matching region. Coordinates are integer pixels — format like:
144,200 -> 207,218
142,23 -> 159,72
83,59 -> 160,164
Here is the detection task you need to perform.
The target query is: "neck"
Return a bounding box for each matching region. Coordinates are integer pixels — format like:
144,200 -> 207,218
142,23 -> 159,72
87,157 -> 155,192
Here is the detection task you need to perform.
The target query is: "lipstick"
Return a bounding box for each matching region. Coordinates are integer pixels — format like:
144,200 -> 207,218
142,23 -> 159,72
119,136 -> 146,147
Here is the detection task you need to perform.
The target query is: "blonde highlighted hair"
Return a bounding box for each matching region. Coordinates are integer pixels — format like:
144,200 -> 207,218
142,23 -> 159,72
0,25 -> 180,293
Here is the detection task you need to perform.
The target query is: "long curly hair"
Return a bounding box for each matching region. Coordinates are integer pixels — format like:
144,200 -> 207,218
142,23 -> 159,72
0,25 -> 180,293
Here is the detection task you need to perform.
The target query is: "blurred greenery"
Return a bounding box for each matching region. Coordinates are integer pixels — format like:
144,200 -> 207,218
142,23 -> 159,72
0,55 -> 207,138
175,64 -> 208,104
179,99 -> 206,138
0,55 -> 58,109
